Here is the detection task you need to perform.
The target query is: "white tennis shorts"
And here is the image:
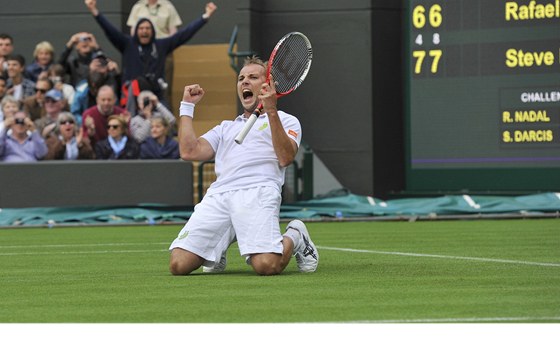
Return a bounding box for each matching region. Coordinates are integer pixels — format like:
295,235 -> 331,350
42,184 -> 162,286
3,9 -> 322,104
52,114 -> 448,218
169,186 -> 284,264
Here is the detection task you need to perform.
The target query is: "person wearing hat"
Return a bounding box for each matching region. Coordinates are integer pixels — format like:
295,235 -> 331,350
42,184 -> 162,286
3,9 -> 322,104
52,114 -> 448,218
71,50 -> 121,125
34,88 -> 66,138
84,0 -> 217,105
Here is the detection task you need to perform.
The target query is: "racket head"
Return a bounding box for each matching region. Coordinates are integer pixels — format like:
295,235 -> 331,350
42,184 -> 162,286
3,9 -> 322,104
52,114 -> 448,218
267,32 -> 313,97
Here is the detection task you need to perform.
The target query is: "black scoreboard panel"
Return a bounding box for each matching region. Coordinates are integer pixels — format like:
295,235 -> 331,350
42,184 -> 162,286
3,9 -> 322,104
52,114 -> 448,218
405,0 -> 560,192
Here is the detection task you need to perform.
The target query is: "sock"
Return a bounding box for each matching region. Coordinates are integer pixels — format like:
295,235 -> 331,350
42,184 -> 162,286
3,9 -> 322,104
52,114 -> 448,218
284,227 -> 302,253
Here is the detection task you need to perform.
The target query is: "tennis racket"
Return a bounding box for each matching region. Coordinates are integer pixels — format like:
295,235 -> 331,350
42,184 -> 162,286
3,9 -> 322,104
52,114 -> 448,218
234,31 -> 313,144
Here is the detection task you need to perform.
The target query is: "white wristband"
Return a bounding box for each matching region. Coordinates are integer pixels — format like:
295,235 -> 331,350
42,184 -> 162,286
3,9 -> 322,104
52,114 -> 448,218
179,101 -> 195,118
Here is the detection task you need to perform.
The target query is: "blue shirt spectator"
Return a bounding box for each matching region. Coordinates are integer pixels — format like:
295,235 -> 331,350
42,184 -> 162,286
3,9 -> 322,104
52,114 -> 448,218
0,111 -> 47,162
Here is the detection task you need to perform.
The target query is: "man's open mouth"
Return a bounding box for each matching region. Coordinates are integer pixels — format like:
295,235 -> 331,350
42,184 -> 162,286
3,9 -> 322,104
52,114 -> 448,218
242,89 -> 253,100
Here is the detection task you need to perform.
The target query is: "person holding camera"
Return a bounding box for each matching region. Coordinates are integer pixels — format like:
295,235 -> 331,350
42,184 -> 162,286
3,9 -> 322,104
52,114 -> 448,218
129,90 -> 174,143
45,63 -> 76,107
58,32 -> 100,87
0,95 -> 20,134
71,50 -> 121,126
0,110 -> 47,162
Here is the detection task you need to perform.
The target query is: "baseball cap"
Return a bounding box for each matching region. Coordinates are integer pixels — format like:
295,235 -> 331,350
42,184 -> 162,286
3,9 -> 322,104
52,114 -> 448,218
91,50 -> 107,60
45,89 -> 63,101
91,50 -> 108,67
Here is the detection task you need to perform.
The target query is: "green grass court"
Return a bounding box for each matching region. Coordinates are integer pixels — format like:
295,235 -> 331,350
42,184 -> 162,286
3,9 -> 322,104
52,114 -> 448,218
0,219 -> 559,323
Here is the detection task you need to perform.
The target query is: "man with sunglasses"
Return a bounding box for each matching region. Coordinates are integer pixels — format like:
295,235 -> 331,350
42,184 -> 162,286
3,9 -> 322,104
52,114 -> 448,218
22,77 -> 54,121
34,89 -> 66,138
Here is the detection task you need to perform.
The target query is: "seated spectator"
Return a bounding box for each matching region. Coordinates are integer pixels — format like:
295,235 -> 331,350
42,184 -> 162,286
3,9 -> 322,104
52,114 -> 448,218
46,63 -> 75,107
0,95 -> 20,134
0,76 -> 7,100
130,90 -> 174,143
0,34 -> 14,79
94,114 -> 139,159
22,77 -> 53,121
0,110 -> 47,162
34,89 -> 66,138
25,41 -> 55,82
140,115 -> 179,159
82,85 -> 129,147
71,50 -> 121,124
5,54 -> 35,101
59,32 -> 100,87
44,112 -> 94,160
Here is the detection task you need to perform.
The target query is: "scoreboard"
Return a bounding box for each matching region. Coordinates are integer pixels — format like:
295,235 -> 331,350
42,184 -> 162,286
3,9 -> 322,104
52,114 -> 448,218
405,0 -> 560,192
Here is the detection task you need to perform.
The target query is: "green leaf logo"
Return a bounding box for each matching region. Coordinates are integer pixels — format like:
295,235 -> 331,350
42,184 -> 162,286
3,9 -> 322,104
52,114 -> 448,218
258,122 -> 269,131
178,230 -> 189,239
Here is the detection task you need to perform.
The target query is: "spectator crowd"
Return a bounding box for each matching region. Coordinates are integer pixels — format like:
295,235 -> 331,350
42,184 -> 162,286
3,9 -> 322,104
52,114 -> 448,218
0,0 -> 217,162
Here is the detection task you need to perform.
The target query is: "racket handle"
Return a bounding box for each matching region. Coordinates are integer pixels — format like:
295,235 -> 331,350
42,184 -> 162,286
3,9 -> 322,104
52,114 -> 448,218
234,109 -> 261,144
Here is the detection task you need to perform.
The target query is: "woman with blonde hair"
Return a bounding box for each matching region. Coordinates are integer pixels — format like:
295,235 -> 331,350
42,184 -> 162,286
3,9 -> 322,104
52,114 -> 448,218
139,115 -> 178,159
0,95 -> 20,134
25,41 -> 55,82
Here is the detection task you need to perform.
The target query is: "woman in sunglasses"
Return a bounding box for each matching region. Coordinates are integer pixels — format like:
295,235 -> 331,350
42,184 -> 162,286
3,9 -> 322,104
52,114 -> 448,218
44,112 -> 94,160
94,114 -> 139,159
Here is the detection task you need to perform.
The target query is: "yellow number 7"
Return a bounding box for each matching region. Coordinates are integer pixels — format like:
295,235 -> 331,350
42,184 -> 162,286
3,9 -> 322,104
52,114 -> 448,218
429,49 -> 442,73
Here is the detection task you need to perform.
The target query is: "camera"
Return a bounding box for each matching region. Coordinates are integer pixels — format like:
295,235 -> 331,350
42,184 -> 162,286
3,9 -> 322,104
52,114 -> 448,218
143,97 -> 151,108
15,118 -> 25,125
79,35 -> 91,42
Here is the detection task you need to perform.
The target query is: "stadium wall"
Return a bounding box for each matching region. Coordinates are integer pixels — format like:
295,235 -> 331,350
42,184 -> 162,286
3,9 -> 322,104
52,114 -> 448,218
0,161 -> 193,208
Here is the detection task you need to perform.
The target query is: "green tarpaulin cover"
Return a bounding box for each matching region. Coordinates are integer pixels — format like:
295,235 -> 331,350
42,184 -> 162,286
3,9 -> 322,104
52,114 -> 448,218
1,192 -> 559,227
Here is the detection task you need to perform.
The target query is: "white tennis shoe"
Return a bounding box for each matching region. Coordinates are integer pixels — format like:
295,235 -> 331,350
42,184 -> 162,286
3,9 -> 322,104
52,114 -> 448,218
287,220 -> 319,273
202,253 -> 227,273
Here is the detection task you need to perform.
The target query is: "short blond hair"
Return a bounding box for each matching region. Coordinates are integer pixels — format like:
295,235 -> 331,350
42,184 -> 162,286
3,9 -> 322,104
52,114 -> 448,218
243,55 -> 266,69
33,41 -> 55,59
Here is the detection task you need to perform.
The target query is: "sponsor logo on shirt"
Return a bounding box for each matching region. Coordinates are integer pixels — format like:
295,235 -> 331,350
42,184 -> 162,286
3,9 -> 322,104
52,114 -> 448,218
258,122 -> 269,131
288,129 -> 298,138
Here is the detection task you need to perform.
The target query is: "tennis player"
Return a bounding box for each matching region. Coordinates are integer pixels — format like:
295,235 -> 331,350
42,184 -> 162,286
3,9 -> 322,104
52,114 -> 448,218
169,57 -> 318,275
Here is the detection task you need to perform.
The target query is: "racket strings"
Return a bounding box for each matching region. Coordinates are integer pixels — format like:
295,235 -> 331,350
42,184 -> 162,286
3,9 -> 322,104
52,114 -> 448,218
270,35 -> 312,94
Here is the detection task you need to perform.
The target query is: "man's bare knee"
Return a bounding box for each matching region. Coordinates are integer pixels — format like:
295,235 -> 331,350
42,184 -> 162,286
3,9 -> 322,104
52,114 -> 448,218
250,253 -> 283,276
169,248 -> 204,275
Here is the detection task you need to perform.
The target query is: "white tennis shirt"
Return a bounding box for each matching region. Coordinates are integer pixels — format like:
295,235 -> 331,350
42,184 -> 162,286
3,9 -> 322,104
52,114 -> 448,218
201,111 -> 302,196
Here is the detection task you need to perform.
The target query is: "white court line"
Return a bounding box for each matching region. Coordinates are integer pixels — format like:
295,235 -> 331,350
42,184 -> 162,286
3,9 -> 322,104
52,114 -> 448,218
2,243 -> 559,267
346,316 -> 560,323
0,242 -> 169,249
318,246 -> 560,267
0,249 -> 168,256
